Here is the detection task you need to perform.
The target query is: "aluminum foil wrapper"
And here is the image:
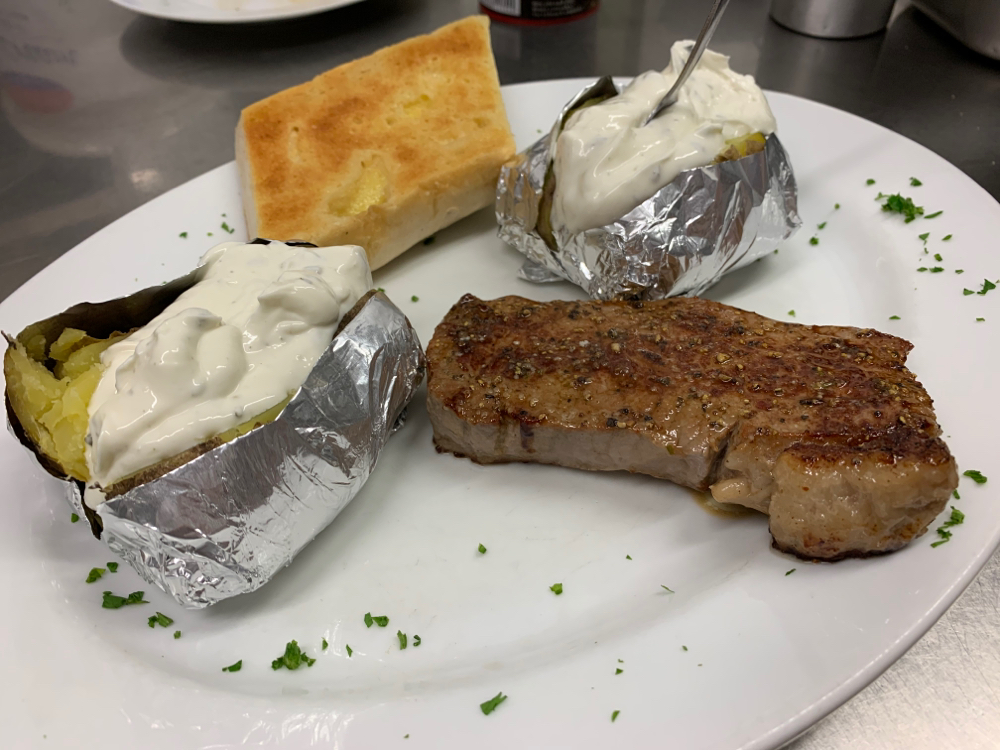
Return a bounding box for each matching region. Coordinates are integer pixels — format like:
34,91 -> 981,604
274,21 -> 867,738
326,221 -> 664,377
496,76 -> 802,299
7,273 -> 424,609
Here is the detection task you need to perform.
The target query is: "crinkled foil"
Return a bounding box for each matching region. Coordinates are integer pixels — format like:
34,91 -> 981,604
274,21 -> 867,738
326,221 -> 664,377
10,287 -> 424,609
496,77 -> 802,299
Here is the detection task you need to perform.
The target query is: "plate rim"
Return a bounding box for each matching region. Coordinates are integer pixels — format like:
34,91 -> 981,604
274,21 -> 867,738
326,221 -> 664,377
105,0 -> 367,25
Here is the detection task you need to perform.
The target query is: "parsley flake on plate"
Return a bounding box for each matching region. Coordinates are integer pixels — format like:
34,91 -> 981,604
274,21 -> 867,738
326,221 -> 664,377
478,543 -> 487,554
550,583 -> 563,595
179,232 -> 188,238
934,253 -> 943,262
929,267 -> 944,273
86,567 -> 106,583
924,210 -> 943,219
963,469 -> 987,484
107,562 -> 118,573
322,638 -> 329,651
889,315 -> 901,320
880,194 -> 924,223
919,232 -> 929,242
817,221 -> 827,230
101,590 -> 148,609
834,203 -> 841,210
977,279 -> 997,295
174,630 -> 182,639
147,612 -> 174,629
917,267 -> 928,272
963,289 -> 975,296
977,317 -> 985,322
953,490 -> 961,500
221,660 -> 242,673
411,295 -> 419,302
866,179 -> 876,186
480,692 -> 507,716
70,513 -> 79,523
271,640 -> 316,670
372,615 -> 389,627
943,234 -> 953,241
661,585 -> 674,593
931,507 -> 965,548
346,644 -> 353,657
955,270 -> 964,274
413,635 -> 421,647
785,568 -> 796,576
787,310 -> 795,317
910,177 -> 922,186
615,667 -> 623,675
682,645 -> 688,651
611,710 -> 621,723
397,630 -> 407,650
809,237 -> 819,246
221,221 -> 235,234
626,554 -> 632,560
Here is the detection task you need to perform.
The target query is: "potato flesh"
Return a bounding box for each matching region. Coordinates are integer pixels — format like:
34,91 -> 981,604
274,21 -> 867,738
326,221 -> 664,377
4,329 -> 122,481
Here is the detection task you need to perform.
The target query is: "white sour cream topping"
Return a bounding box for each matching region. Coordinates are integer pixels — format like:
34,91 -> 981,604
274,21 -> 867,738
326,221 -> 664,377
550,41 -> 777,235
85,241 -> 372,491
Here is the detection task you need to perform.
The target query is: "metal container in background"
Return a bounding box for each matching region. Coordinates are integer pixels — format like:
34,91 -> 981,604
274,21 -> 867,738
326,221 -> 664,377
910,0 -> 1000,60
770,0 -> 896,38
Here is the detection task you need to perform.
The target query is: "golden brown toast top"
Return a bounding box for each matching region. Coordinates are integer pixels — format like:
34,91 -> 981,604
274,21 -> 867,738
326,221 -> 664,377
238,16 -> 515,245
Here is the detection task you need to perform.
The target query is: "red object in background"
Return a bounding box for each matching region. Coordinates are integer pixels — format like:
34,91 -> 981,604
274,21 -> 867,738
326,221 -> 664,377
480,0 -> 598,25
0,72 -> 74,114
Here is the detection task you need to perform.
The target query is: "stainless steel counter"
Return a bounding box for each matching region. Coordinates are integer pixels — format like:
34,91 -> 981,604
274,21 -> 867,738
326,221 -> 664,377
2,0 -> 998,746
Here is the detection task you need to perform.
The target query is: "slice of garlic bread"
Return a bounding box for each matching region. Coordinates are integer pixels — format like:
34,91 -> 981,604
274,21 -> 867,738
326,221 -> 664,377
236,16 -> 515,270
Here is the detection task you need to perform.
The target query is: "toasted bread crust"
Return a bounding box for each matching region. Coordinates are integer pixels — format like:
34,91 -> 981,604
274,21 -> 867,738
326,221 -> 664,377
237,16 -> 516,269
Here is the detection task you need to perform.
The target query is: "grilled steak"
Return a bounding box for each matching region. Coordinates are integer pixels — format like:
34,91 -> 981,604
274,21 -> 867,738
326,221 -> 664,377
426,294 -> 958,560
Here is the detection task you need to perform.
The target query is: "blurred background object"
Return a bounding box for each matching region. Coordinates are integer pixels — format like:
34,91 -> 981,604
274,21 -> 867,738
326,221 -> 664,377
911,0 -> 1000,60
769,0 -> 896,38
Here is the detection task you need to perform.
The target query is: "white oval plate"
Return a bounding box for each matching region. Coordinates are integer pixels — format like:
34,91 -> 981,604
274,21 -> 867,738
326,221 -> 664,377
107,0 -> 365,24
2,81 -> 998,750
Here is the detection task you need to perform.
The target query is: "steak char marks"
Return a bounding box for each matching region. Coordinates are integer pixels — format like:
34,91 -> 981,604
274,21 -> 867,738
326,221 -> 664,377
426,294 -> 958,560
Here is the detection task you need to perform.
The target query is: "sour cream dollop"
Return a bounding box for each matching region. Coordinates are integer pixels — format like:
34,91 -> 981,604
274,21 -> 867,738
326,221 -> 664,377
550,41 -> 777,235
85,241 -> 372,492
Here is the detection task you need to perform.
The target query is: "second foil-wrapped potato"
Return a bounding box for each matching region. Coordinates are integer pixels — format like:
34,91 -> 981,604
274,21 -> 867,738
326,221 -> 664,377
498,41 -> 801,300
5,239 -> 425,607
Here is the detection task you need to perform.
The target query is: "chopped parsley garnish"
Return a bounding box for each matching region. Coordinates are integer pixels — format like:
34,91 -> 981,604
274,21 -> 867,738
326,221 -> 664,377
346,644 -> 353,657
221,660 -> 242,673
880,194 -> 924,223
480,692 -> 508,716
931,506 -> 965,547
618,658 -> 624,663
322,638 -> 329,651
817,221 -> 827,230
625,554 -> 632,560
376,287 -> 386,292
953,490 -> 961,500
924,210 -> 943,219
86,567 -> 106,583
550,583 -> 563,595
207,232 -> 213,236
397,631 -> 407,650
785,568 -> 796,576
221,221 -> 235,234
478,543 -> 487,554
917,267 -> 928,272
977,317 -> 985,322
834,203 -> 841,210
70,513 -> 79,523
174,630 -> 182,639
372,615 -> 389,627
963,288 -> 975,295
179,232 -> 188,238
919,232 -> 929,242
107,562 -> 119,573
271,640 -> 316,670
787,310 -> 795,316
413,635 -> 421,647
866,179 -> 876,186
611,710 -> 620,722
955,270 -> 964,274
101,590 -> 148,609
682,645 -> 688,651
929,267 -> 944,273
943,234 -> 953,241
910,177 -> 922,186
661,585 -> 674,593
934,253 -> 943,262
615,667 -> 623,675
411,295 -> 419,302
963,469 -> 987,484
977,279 -> 997,295
147,612 -> 174,629
364,612 -> 373,628
422,235 -> 436,245
889,315 -> 900,320
809,237 -> 819,245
